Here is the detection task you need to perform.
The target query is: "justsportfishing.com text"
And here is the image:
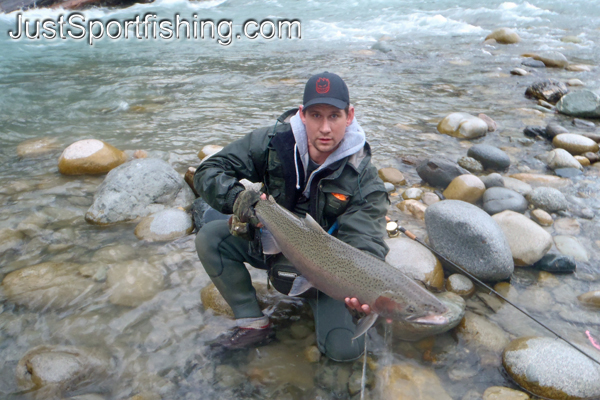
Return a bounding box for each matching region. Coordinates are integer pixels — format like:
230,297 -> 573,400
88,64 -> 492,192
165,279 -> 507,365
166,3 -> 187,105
7,13 -> 302,46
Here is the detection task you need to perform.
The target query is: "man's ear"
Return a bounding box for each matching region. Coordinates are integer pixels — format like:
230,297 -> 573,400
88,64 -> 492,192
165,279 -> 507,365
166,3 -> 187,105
346,105 -> 355,127
299,105 -> 306,124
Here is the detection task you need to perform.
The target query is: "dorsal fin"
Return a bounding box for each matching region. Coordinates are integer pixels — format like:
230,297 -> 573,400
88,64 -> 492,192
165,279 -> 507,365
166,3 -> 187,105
303,213 -> 324,232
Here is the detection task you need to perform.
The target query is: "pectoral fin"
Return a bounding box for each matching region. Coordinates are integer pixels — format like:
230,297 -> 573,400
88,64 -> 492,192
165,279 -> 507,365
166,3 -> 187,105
261,228 -> 281,255
352,312 -> 379,341
288,276 -> 314,296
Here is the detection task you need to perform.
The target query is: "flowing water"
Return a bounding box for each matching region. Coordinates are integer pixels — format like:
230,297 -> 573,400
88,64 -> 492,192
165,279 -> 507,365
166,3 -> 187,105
1,0 -> 600,398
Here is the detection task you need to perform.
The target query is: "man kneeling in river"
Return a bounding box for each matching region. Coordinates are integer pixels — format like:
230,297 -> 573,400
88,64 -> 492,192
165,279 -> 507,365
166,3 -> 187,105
194,72 -> 389,361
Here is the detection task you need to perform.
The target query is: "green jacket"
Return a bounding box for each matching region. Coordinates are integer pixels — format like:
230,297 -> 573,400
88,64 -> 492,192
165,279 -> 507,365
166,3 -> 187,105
194,109 -> 390,260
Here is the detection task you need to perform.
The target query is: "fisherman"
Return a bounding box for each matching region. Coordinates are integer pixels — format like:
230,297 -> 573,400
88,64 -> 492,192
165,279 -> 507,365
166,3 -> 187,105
194,72 -> 389,362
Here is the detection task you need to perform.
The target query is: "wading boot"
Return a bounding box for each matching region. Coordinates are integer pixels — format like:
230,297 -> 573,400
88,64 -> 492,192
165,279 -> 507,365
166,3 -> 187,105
208,325 -> 276,352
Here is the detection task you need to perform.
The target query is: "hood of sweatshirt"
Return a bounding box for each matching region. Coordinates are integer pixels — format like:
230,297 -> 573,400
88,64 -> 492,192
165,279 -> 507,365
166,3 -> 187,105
290,109 -> 366,197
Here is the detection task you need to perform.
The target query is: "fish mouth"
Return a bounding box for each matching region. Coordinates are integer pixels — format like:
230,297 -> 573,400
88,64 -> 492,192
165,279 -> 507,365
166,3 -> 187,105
406,314 -> 449,325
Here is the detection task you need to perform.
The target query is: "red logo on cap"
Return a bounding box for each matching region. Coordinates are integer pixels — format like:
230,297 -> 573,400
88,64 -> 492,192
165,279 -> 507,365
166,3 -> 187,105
316,78 -> 330,94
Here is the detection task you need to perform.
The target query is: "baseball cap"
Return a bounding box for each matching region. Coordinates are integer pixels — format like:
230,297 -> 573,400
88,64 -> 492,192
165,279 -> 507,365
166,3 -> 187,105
303,72 -> 350,110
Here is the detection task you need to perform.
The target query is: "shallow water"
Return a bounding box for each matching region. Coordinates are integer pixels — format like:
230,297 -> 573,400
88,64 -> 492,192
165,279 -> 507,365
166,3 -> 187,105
1,0 -> 600,398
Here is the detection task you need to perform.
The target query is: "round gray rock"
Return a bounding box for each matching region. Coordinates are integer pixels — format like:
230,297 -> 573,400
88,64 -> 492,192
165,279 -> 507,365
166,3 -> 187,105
503,337 -> 600,400
425,200 -> 514,281
545,122 -> 569,139
480,173 -> 505,189
526,187 -> 568,212
85,159 -> 195,225
546,148 -> 583,170
503,177 -> 533,196
483,187 -> 528,215
417,158 -> 470,189
458,156 -> 484,173
556,90 -> 600,118
467,144 -> 511,170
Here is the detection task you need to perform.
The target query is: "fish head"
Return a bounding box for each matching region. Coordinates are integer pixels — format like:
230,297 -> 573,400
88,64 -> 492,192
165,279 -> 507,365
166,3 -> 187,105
373,292 -> 449,326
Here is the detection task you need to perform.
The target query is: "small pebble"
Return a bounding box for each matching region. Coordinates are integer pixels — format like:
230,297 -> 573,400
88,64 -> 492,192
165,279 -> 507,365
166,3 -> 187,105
510,68 -> 528,76
530,209 -> 553,226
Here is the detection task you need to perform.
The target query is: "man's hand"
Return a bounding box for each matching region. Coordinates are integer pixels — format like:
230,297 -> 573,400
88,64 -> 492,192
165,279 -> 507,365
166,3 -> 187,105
232,189 -> 262,225
345,297 -> 392,323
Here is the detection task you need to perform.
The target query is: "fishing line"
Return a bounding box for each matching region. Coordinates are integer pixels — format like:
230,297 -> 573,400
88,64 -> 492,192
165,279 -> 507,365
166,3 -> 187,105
360,334 -> 368,400
396,224 -> 600,367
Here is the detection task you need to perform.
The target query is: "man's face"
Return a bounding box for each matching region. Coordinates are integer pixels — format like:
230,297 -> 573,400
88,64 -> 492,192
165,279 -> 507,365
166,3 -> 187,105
299,103 -> 355,164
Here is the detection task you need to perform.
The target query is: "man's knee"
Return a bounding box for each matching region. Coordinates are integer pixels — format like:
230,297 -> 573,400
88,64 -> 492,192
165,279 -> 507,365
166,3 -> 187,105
321,328 -> 364,362
195,220 -> 230,277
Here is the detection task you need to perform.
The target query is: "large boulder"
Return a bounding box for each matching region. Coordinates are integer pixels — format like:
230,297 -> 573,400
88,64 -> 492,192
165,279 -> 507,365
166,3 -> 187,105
425,200 -> 514,281
85,158 -> 195,225
15,345 -> 112,393
134,209 -> 193,242
525,79 -> 569,104
2,262 -> 101,310
503,337 -> 600,400
556,90 -> 600,118
483,187 -> 528,215
492,210 -> 552,266
467,144 -> 511,170
485,28 -> 520,44
58,139 -> 127,175
385,237 -> 444,291
437,113 -> 488,139
416,158 -> 470,189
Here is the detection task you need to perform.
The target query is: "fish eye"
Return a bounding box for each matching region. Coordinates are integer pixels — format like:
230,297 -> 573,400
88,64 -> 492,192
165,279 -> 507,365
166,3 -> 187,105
407,306 -> 415,314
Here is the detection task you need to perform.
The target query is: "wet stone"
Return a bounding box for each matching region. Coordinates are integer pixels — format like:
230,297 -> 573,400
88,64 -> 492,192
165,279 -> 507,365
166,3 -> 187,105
525,79 -> 569,104
480,173 -> 504,189
385,237 -> 444,290
106,261 -> 164,307
458,156 -> 483,173
443,174 -> 485,204
510,68 -> 528,76
421,192 -> 440,206
546,122 -> 569,139
556,90 -> 600,119
134,209 -> 193,242
467,144 -> 511,170
554,218 -> 580,235
402,188 -> 423,200
485,28 -> 520,44
197,144 -> 223,160
478,113 -> 497,132
553,235 -> 589,262
455,312 -> 510,354
521,58 -> 546,68
483,187 -> 528,215
578,291 -> 600,307
92,244 -> 137,264
425,200 -> 513,281
384,182 -> 395,192
574,155 -> 590,166
523,125 -> 547,139
547,149 -> 583,170
15,345 -> 111,393
503,337 -> 600,400
553,133 -> 599,155
2,262 -> 101,311
58,139 -> 127,175
0,228 -> 25,255
378,167 -> 406,186
492,210 -> 552,266
377,363 -> 453,400
503,177 -> 532,196
397,199 -> 427,220
530,209 -> 553,226
510,173 -> 571,189
416,157 -> 470,189
527,51 -> 569,68
482,386 -> 529,400
526,187 -> 568,212
437,112 -> 488,139
17,137 -> 61,158
200,281 -> 279,317
554,168 -> 583,178
445,274 -> 475,297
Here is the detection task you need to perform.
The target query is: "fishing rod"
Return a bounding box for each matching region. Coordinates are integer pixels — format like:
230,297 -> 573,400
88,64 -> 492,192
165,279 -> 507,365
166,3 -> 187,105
394,223 -> 600,367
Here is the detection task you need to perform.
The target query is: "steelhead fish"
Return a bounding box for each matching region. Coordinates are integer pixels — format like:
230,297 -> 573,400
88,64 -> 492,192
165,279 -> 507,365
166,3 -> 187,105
254,195 -> 449,339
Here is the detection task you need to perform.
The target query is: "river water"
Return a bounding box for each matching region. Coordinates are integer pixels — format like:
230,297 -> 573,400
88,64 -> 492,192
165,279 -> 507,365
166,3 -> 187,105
1,0 -> 600,399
